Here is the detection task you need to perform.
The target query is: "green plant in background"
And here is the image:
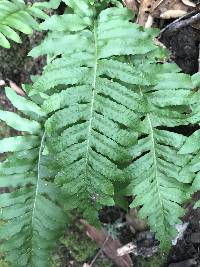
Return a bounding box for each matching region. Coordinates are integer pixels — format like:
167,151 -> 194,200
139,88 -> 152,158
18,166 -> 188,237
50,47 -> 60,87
0,0 -> 48,48
52,215 -> 113,266
0,0 -> 200,266
0,88 -> 67,266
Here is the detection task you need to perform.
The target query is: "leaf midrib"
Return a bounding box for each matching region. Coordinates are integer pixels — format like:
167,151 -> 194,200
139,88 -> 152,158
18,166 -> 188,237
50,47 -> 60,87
85,23 -> 98,166
30,131 -> 46,255
139,87 -> 165,222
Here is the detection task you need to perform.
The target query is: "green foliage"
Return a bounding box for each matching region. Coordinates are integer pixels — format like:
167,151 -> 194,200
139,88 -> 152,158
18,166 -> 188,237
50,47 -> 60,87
1,0 -> 200,266
0,88 -> 67,266
0,0 -> 48,48
29,1 -> 162,226
123,62 -> 198,248
179,78 -> 200,208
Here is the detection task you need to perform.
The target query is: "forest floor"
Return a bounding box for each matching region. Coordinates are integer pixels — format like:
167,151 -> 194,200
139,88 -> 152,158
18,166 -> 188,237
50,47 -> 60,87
0,12 -> 200,267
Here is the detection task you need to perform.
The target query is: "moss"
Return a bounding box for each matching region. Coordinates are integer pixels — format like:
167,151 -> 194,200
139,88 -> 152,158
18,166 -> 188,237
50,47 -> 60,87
0,260 -> 9,267
60,223 -> 98,263
0,254 -> 9,267
95,256 -> 113,267
51,254 -> 63,267
52,215 -> 113,267
136,254 -> 166,267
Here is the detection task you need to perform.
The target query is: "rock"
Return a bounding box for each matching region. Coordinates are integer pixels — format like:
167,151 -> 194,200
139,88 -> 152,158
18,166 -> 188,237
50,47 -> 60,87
172,222 -> 189,245
191,232 -> 200,244
168,259 -> 197,267
137,231 -> 154,242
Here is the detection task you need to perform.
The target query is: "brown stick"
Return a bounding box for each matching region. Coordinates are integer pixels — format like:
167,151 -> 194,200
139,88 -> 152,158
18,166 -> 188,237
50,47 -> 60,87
159,11 -> 200,36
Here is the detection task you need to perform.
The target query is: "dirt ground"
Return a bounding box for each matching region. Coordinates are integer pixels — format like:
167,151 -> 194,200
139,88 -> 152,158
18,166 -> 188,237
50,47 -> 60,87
0,10 -> 200,267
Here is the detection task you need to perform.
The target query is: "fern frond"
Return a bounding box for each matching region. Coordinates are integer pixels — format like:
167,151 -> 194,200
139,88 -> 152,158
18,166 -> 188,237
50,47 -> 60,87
39,66 -> 139,221
0,0 -> 48,48
29,6 -> 158,58
178,74 -> 200,210
123,58 -> 196,249
29,4 -> 158,222
29,0 -> 196,244
179,130 -> 200,210
0,88 -> 66,267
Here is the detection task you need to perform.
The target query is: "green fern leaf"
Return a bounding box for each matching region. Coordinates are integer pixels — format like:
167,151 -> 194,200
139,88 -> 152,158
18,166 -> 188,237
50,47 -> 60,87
0,0 -> 48,48
122,57 -> 194,249
64,0 -> 95,18
29,7 -> 158,58
29,0 -> 195,244
29,5 -> 155,222
177,74 -> 200,209
41,14 -> 92,32
5,87 -> 46,118
1,0 -> 196,257
0,89 -> 66,267
41,68 -> 138,221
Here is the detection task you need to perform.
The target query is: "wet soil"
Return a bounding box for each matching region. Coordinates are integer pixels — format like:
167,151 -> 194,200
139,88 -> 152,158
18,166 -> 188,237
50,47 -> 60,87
160,26 -> 200,74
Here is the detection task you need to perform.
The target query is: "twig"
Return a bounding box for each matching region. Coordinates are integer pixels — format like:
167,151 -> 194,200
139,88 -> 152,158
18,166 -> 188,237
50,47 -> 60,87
158,11 -> 200,37
7,79 -> 26,96
88,235 -> 109,267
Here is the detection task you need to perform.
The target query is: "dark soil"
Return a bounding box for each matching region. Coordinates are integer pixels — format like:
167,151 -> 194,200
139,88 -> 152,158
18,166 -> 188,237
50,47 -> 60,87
163,194 -> 200,267
159,26 -> 200,75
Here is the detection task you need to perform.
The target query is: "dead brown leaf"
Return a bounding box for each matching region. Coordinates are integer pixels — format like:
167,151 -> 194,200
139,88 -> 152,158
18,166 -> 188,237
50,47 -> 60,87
136,0 -> 195,26
80,219 -> 133,267
7,80 -> 25,96
123,0 -> 138,13
126,208 -> 148,234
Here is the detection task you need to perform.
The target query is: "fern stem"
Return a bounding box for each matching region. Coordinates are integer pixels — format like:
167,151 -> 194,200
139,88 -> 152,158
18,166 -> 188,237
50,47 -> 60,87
85,23 -> 98,164
31,131 -> 46,246
146,115 -> 163,208
139,87 -> 165,223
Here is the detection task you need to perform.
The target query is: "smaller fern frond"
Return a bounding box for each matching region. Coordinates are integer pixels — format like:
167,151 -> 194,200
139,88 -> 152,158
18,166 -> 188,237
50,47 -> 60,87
123,57 -> 196,249
0,88 -> 66,267
179,73 -> 200,210
0,0 -> 48,48
179,129 -> 200,209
